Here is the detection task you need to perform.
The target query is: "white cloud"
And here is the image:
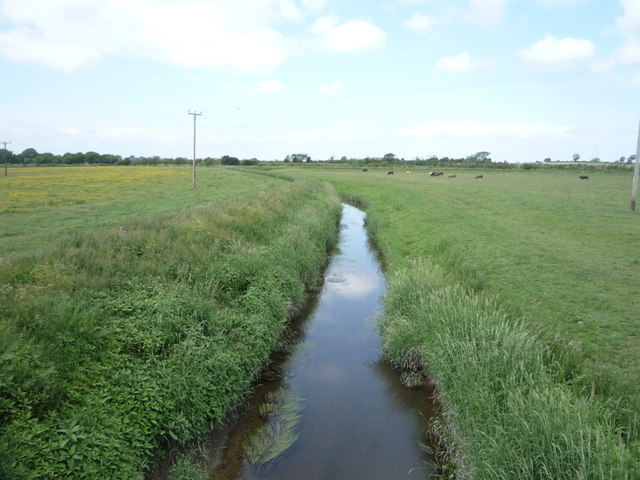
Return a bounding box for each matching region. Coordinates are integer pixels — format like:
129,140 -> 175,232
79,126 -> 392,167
319,81 -> 343,96
399,120 -> 574,138
0,0 -> 300,72
519,33 -> 595,63
616,0 -> 640,62
301,0 -> 330,11
436,52 -> 492,73
403,13 -> 435,34
463,0 -> 512,29
312,18 -> 386,52
241,78 -> 284,94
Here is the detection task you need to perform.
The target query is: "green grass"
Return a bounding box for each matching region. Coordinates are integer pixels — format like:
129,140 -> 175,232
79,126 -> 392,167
0,167 -> 341,479
0,166 -> 285,256
283,165 -> 640,478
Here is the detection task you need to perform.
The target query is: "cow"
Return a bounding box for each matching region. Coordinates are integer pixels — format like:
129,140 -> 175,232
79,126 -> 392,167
387,171 -> 394,175
430,171 -> 443,177
448,174 -> 456,178
362,168 -> 368,172
475,174 -> 484,179
579,175 -> 589,180
405,171 -> 412,175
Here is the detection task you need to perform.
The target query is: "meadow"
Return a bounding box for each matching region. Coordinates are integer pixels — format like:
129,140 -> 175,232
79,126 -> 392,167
284,165 -> 640,478
0,166 -> 342,479
2,164 -> 639,479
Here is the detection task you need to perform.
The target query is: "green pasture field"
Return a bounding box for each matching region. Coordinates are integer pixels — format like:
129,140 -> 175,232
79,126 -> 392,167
0,166 -> 342,479
0,166 -> 291,257
281,165 -> 640,477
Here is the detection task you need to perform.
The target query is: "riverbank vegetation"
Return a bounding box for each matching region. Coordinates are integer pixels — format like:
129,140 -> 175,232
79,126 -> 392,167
0,167 -> 341,479
286,166 -> 640,478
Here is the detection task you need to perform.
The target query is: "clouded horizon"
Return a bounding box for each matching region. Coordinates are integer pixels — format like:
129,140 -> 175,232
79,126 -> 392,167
1,0 -> 638,163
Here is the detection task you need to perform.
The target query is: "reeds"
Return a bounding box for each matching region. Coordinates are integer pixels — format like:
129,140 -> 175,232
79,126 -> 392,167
381,260 -> 635,479
245,391 -> 304,466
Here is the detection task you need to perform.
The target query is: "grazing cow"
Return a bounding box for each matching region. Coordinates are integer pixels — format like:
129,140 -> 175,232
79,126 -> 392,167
362,168 -> 368,172
430,171 -> 443,177
405,171 -> 412,175
579,175 -> 589,180
448,174 -> 456,178
475,174 -> 484,179
387,171 -> 394,175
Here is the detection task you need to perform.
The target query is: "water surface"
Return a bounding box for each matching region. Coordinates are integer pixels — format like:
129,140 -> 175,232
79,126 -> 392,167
212,203 -> 435,479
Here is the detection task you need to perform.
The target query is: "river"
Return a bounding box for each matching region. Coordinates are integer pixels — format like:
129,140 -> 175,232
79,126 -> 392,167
210,203 -> 435,479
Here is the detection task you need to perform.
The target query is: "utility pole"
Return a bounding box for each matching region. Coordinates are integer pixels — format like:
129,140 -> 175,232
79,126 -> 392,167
1,140 -> 11,177
631,118 -> 640,212
188,111 -> 202,188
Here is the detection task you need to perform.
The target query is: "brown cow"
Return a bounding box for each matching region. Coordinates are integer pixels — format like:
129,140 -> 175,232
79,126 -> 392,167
362,168 -> 368,172
475,174 -> 484,179
387,171 -> 394,175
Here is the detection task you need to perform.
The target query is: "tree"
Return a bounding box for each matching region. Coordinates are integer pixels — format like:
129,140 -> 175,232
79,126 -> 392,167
619,156 -> 626,163
383,153 -> 396,162
572,153 -> 580,162
544,157 -> 551,163
220,155 -> 240,165
590,157 -> 600,163
627,155 -> 636,164
466,151 -> 492,163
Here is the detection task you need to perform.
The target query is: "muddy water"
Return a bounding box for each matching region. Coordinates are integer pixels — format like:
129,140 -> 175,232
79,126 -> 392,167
211,204 -> 435,479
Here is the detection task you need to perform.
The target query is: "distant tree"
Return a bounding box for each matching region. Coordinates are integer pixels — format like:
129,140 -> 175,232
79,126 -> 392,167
221,155 -> 240,165
572,153 -> 580,162
619,156 -> 626,163
242,158 -> 259,165
590,157 -> 600,163
627,155 -> 636,164
340,156 -> 348,161
383,153 -> 396,162
544,157 -> 551,163
18,148 -> 39,164
288,153 -> 310,163
466,151 -> 492,163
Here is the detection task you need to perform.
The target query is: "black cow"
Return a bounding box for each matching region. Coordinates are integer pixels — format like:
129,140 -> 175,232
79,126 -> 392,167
579,175 -> 589,180
362,168 -> 368,172
387,171 -> 394,175
475,174 -> 484,179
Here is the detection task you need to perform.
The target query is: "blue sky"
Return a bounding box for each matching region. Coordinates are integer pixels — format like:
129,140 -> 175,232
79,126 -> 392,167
1,0 -> 638,162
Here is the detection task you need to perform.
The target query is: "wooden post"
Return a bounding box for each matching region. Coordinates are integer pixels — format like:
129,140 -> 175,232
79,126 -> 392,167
631,118 -> 640,212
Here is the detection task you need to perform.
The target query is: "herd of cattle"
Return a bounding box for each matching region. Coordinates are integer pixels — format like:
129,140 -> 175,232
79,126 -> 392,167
378,169 -> 484,179
365,169 -> 589,181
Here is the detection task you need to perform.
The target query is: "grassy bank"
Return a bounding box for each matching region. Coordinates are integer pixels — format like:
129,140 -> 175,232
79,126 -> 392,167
285,166 -> 639,478
0,167 -> 341,479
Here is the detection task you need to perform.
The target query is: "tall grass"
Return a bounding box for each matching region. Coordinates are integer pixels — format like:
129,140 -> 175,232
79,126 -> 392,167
381,261 -> 635,479
0,176 -> 341,479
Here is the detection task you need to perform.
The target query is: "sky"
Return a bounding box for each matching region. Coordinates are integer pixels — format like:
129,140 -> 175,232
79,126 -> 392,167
0,0 -> 639,163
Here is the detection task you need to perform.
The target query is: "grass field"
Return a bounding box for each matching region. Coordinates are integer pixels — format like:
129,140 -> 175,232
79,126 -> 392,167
0,166 -> 341,479
2,164 -> 638,478
281,165 -> 640,477
0,166 -> 288,256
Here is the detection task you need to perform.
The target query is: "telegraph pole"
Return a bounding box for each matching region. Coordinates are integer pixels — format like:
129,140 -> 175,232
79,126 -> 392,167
188,111 -> 202,188
631,118 -> 640,212
1,141 -> 11,177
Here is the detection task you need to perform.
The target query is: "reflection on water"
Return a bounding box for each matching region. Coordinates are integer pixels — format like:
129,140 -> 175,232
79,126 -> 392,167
211,204 -> 435,480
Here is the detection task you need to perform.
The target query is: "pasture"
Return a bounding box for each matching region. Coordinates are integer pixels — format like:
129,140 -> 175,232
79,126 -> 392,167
1,164 -> 638,478
0,166 -> 342,479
